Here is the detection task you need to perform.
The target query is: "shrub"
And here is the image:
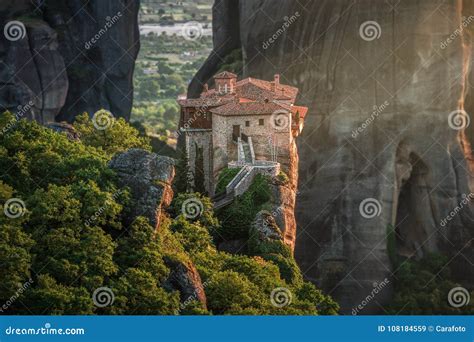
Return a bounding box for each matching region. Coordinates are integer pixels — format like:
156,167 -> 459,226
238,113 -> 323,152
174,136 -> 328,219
0,112 -> 338,315
386,254 -> 474,314
0,112 -> 177,314
170,192 -> 220,235
206,271 -> 264,314
73,111 -> 150,156
275,171 -> 290,185
215,167 -> 241,195
216,174 -> 271,240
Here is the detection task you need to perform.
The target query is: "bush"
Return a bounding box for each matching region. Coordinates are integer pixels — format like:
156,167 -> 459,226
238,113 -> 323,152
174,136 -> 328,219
73,111 -> 151,157
215,167 -> 241,195
0,112 -> 177,314
206,271 -> 264,314
170,192 -> 220,234
386,254 -> 474,314
275,171 -> 290,185
0,112 -> 338,315
216,49 -> 243,75
216,174 -> 271,240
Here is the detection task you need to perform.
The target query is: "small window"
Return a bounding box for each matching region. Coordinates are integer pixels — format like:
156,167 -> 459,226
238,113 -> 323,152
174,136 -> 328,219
259,119 -> 264,126
245,121 -> 250,127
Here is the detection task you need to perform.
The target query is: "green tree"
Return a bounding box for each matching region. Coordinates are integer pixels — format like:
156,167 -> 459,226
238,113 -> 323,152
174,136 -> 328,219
173,147 -> 191,194
73,111 -> 150,157
386,254 -> 474,314
0,182 -> 34,313
193,144 -> 206,194
206,271 -> 264,314
0,111 -> 338,316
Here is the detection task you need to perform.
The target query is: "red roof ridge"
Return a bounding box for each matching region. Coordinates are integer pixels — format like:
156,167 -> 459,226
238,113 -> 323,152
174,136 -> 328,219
214,71 -> 237,79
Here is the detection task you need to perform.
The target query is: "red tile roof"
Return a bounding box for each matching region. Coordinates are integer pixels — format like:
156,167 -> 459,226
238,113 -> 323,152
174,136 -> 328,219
198,74 -> 298,102
179,72 -> 307,120
237,77 -> 298,101
235,82 -> 284,102
291,105 -> 309,119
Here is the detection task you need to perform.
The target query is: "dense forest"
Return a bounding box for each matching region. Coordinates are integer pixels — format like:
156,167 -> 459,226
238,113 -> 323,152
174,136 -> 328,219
0,0 -> 472,316
0,111 -> 338,315
2,111 -> 471,315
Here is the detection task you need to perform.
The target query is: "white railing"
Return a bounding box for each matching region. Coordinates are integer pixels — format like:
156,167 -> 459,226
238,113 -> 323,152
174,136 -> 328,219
248,136 -> 256,164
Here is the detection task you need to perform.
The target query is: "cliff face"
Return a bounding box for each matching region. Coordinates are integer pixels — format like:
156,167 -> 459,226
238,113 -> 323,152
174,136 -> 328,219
0,0 -> 140,124
109,149 -> 175,232
193,0 -> 474,313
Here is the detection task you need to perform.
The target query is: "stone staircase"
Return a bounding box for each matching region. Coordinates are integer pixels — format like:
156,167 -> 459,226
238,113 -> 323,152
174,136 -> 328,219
212,192 -> 235,210
213,136 -> 267,210
242,142 -> 252,163
237,136 -> 255,164
213,165 -> 254,210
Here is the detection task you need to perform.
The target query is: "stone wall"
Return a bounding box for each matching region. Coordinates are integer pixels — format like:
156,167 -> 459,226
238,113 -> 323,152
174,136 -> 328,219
230,163 -> 280,196
212,112 -> 293,174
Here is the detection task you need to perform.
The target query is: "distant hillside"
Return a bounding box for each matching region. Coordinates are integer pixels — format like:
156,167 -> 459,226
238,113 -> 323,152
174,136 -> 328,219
139,0 -> 213,24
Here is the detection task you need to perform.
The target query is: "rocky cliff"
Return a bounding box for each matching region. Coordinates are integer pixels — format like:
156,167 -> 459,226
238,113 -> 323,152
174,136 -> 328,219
109,148 -> 207,310
109,148 -> 175,232
192,0 -> 474,313
0,0 -> 140,124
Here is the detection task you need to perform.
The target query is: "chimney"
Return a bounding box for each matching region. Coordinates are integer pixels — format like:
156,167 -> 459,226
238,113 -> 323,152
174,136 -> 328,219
271,74 -> 280,93
203,83 -> 209,92
274,74 -> 280,87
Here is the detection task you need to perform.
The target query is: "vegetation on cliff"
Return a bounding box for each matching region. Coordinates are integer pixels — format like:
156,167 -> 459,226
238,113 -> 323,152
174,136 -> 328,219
0,112 -> 337,315
215,174 -> 271,241
385,254 -> 473,315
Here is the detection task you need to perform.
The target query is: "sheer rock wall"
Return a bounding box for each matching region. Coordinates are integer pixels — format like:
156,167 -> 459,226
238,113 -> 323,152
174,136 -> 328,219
0,0 -> 140,123
192,0 -> 474,313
